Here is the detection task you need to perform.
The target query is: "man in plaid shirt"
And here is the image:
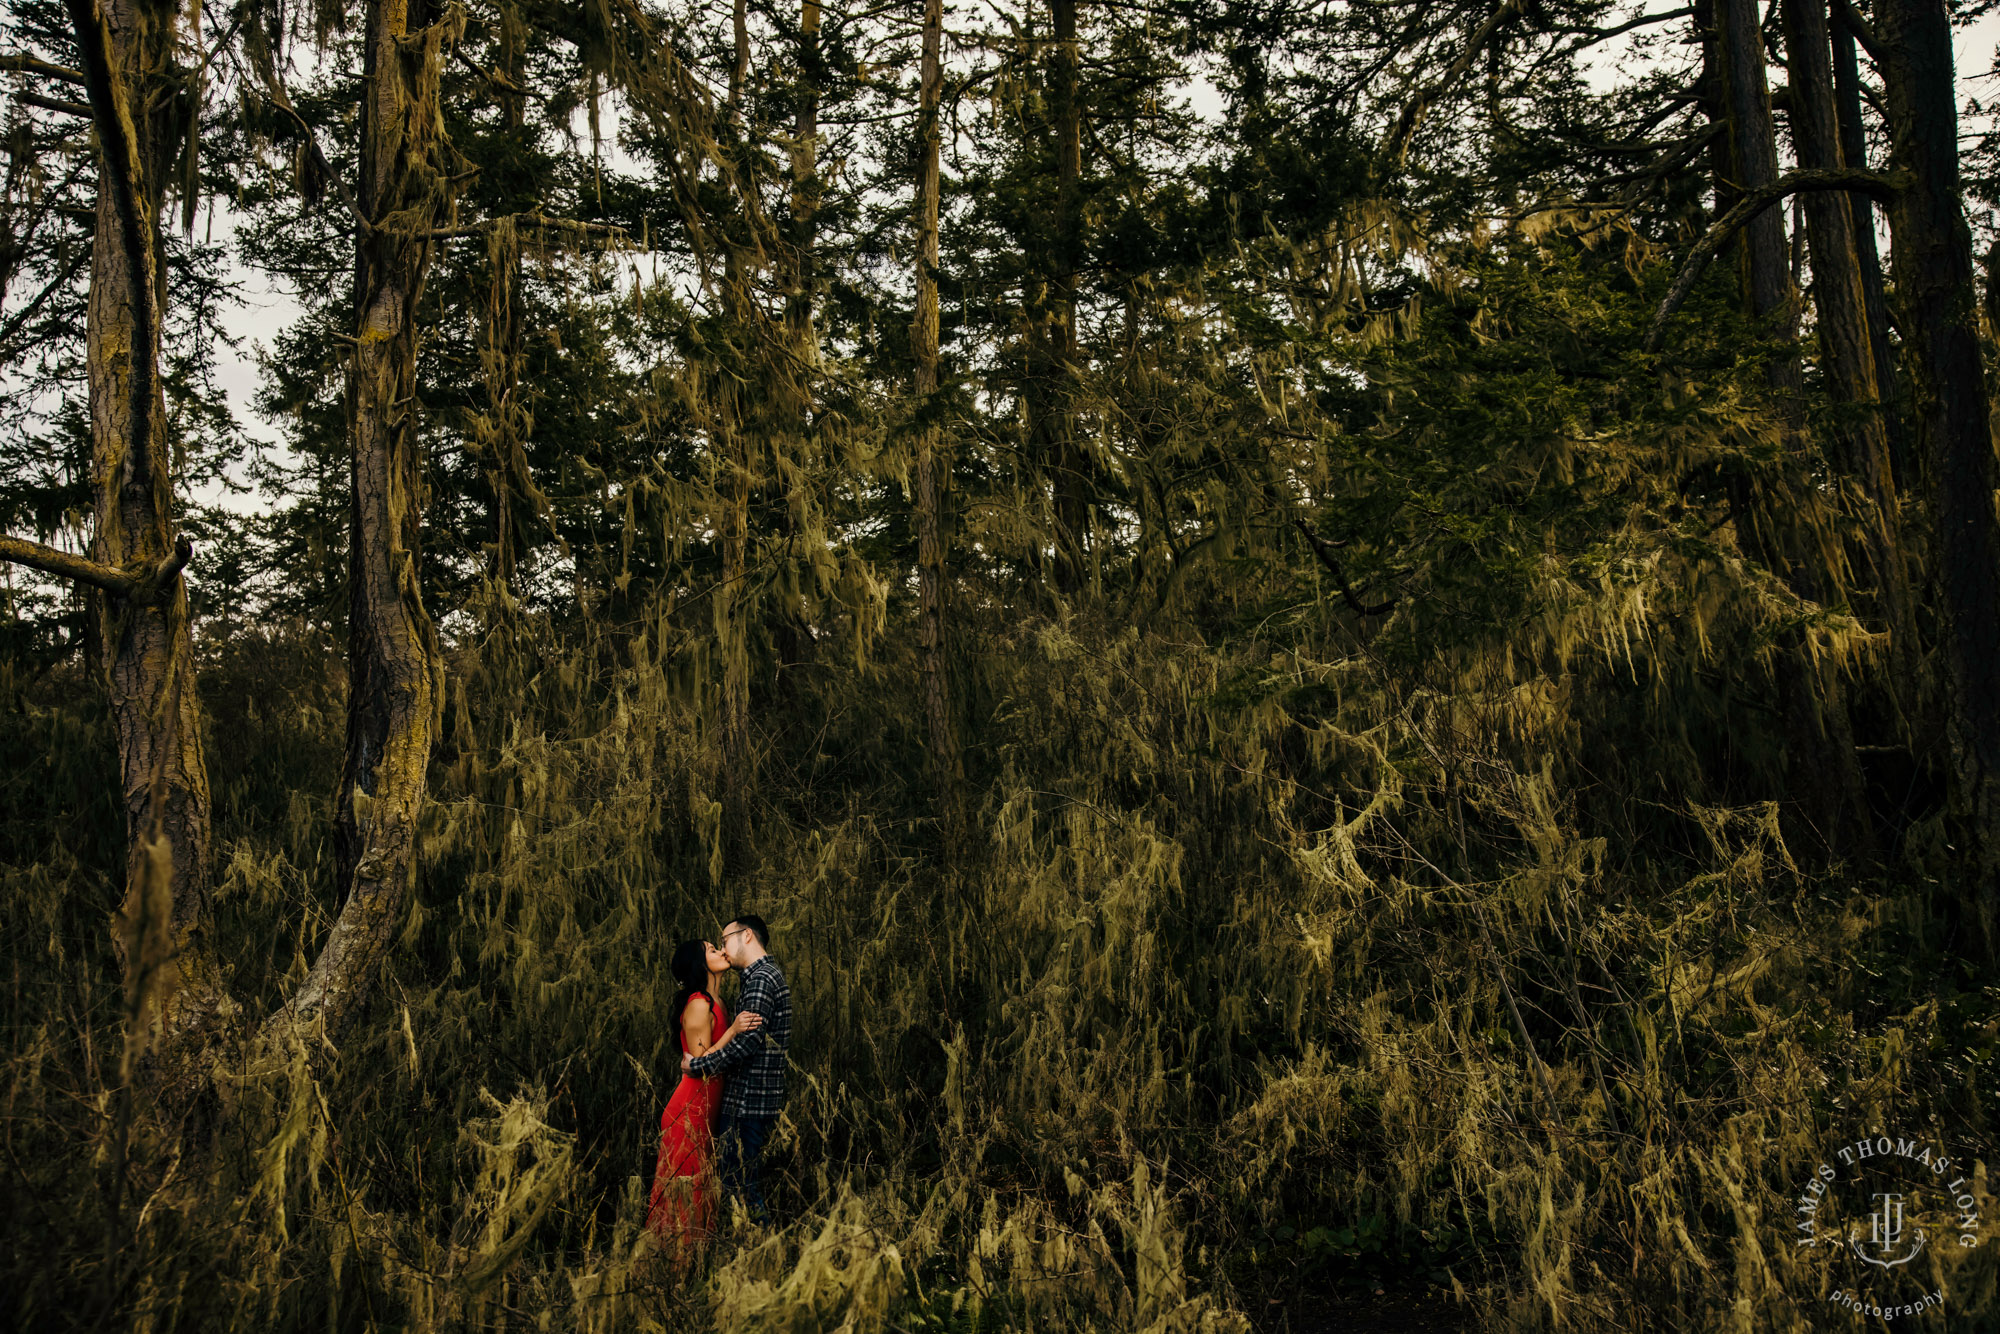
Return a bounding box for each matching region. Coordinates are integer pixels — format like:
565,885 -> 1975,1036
683,912 -> 791,1223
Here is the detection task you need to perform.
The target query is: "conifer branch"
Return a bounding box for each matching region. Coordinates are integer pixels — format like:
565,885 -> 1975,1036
0,252 -> 87,356
1645,167 -> 1909,352
1546,5 -> 1693,47
450,45 -> 526,96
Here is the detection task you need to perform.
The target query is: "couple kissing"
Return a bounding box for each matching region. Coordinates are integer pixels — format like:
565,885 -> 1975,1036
645,912 -> 793,1258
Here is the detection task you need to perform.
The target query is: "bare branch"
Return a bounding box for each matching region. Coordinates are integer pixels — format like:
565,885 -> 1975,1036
1645,167 -> 1910,352
0,52 -> 86,83
16,91 -> 92,117
1294,519 -> 1397,616
1380,0 -> 1523,170
0,535 -> 137,595
1835,0 -> 1885,63
411,212 -> 628,241
0,533 -> 190,602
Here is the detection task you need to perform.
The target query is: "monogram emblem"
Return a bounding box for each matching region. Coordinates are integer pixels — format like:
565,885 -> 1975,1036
1849,1192 -> 1926,1269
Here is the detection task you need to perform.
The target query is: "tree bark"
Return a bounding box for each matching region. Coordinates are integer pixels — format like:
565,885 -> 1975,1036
57,0 -> 223,1067
1875,0 -> 2000,951
789,0 -> 821,337
718,383 -> 753,877
263,0 -> 449,1044
1782,0 -> 1915,678
914,0 -> 961,821
1716,0 -> 1794,339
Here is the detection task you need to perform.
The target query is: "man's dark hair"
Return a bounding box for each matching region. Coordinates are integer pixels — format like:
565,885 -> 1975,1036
729,913 -> 770,949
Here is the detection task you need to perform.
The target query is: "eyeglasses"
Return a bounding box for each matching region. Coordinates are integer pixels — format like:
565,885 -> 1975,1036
719,927 -> 748,945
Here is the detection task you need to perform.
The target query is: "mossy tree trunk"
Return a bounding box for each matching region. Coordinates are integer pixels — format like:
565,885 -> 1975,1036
716,0 -> 755,877
264,0 -> 449,1043
0,0 -> 229,1070
1831,8 -> 1906,487
483,14 -> 531,592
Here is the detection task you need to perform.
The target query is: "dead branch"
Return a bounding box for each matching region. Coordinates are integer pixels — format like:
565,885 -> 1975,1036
16,91 -> 92,117
1380,0 -> 1523,170
1294,518 -> 1397,616
0,534 -> 192,603
0,52 -> 86,83
412,212 -> 628,241
1645,167 -> 1909,352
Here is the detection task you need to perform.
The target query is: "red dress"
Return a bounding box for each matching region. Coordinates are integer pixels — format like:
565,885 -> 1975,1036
647,991 -> 729,1251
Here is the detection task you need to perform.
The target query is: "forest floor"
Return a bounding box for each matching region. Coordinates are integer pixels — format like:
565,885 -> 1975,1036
1248,1283 -> 1478,1334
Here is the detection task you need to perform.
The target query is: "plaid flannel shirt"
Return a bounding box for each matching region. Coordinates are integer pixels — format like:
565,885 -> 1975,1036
688,955 -> 791,1119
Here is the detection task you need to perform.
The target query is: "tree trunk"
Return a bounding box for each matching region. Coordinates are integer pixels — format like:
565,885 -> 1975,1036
483,19 -> 529,592
717,0 -> 755,877
764,0 -> 823,695
914,0 -> 961,820
263,0 -> 449,1043
1875,0 -> 2000,952
718,386 -> 753,877
1714,0 -> 1875,863
1048,0 -> 1088,594
1831,8 -> 1907,488
1782,0 -> 1915,678
789,0 -> 821,337
59,0 -> 223,1067
1717,0 -> 1794,340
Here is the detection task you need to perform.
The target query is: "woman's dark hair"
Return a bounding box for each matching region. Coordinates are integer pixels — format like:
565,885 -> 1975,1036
668,939 -> 714,1034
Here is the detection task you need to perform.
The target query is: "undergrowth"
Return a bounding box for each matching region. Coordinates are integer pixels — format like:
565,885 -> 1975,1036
4,546 -> 1996,1330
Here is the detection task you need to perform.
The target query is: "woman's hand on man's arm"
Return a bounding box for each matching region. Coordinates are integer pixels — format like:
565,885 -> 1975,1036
682,1011 -> 764,1075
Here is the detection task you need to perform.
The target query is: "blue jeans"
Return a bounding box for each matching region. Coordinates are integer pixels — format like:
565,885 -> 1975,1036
715,1111 -> 773,1223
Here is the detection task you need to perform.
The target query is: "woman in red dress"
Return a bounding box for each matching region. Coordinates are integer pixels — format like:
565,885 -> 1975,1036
647,938 -> 764,1259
